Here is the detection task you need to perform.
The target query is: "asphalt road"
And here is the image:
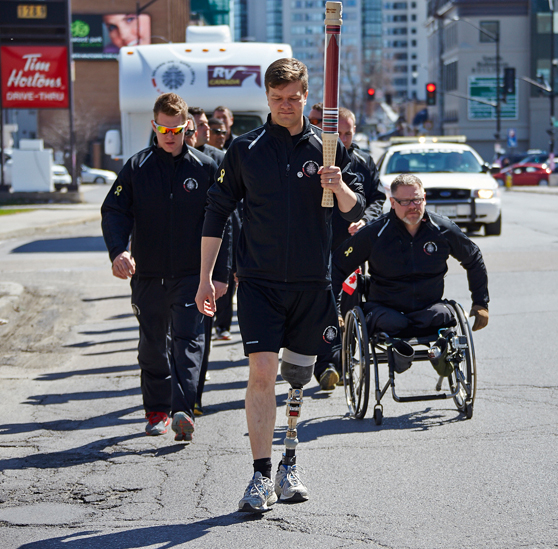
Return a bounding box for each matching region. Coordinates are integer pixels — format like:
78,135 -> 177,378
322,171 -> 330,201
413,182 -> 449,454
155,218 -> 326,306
0,188 -> 557,548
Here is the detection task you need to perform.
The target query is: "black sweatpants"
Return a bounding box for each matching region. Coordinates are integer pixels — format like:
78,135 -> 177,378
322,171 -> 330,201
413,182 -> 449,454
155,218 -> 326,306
131,275 -> 204,419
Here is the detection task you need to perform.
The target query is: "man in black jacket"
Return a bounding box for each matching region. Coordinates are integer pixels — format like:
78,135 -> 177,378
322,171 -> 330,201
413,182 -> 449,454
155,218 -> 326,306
101,92 -> 230,442
332,173 -> 489,338
315,107 -> 385,390
196,58 -> 365,513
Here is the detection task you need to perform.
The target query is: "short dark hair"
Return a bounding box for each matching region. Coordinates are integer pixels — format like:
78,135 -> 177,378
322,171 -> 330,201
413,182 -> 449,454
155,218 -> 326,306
391,174 -> 424,195
265,58 -> 308,93
208,117 -> 225,126
153,93 -> 188,121
188,106 -> 205,116
187,112 -> 196,130
311,102 -> 323,112
213,106 -> 233,118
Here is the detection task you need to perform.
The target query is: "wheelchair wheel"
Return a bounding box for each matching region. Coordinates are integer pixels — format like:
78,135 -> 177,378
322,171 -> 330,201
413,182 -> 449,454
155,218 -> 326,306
342,306 -> 370,419
446,301 -> 477,418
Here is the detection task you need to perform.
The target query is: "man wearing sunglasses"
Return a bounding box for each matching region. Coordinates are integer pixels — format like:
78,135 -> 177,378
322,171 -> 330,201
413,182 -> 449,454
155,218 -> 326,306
101,92 -> 230,443
308,102 -> 323,128
213,105 -> 237,150
208,118 -> 227,150
188,107 -> 225,166
331,173 -> 489,338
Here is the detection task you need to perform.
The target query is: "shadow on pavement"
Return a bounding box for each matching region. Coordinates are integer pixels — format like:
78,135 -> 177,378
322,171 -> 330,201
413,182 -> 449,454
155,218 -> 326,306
24,386 -> 142,406
269,406 -> 465,443
79,326 -> 137,335
0,405 -> 143,436
83,295 -> 130,302
83,347 -> 137,356
11,236 -> 107,254
64,337 -> 138,349
0,432 -> 189,471
35,364 -> 139,381
17,516 -> 263,548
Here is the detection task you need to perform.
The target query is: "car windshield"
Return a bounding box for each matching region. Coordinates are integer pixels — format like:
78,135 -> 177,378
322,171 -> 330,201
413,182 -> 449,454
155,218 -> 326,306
385,149 -> 483,174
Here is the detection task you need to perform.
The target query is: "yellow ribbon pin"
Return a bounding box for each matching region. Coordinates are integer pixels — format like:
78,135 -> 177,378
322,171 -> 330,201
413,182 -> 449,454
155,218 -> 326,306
114,185 -> 122,196
344,247 -> 353,257
217,169 -> 225,184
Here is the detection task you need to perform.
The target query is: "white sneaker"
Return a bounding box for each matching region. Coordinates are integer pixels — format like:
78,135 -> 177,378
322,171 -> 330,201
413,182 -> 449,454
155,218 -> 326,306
238,472 -> 277,513
275,464 -> 309,502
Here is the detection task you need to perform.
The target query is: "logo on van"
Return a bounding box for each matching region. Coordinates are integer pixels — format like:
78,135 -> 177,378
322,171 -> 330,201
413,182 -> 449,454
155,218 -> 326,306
208,65 -> 261,87
152,61 -> 195,94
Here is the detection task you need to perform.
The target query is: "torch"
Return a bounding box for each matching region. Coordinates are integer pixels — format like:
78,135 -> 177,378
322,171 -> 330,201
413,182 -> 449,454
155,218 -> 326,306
321,1 -> 343,208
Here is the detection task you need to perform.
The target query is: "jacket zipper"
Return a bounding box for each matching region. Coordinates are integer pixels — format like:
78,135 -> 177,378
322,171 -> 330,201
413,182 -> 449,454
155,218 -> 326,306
285,162 -> 290,281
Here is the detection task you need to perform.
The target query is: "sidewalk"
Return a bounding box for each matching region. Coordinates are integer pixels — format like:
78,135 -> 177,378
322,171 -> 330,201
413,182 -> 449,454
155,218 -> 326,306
0,190 -> 101,240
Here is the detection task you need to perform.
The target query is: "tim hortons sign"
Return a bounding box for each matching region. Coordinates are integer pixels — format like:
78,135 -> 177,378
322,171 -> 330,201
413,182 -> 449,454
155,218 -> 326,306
1,46 -> 69,108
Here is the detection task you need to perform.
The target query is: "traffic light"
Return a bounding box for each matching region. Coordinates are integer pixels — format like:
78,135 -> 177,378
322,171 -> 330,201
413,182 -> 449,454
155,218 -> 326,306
503,67 -> 515,95
426,82 -> 436,106
366,87 -> 376,101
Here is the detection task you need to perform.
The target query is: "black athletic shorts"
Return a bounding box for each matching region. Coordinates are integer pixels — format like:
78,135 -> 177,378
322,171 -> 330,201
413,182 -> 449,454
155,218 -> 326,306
237,279 -> 339,357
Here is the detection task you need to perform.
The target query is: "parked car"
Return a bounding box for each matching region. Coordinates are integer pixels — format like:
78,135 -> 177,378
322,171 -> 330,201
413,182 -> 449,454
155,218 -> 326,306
376,137 -> 502,236
492,163 -> 551,186
517,151 -> 549,165
53,165 -> 72,190
80,164 -> 117,185
491,150 -> 530,169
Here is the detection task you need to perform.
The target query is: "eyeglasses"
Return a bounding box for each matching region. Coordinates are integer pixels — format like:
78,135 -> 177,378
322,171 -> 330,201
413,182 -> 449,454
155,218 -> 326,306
153,122 -> 187,135
211,128 -> 227,135
309,118 -> 322,125
392,197 -> 425,207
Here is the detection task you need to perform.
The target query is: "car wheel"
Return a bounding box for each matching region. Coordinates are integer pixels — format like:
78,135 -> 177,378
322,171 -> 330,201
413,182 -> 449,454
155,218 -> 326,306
484,214 -> 502,236
463,223 -> 481,234
538,179 -> 549,186
94,176 -> 106,184
54,184 -> 63,191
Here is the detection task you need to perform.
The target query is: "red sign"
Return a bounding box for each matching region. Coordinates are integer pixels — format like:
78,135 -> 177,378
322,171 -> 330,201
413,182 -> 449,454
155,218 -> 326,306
1,46 -> 69,108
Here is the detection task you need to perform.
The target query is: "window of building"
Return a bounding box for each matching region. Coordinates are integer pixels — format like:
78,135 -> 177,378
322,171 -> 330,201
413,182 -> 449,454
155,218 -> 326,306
411,27 -> 416,34
386,27 -> 408,35
383,2 -> 407,9
411,39 -> 417,47
445,60 -> 458,91
479,21 -> 499,43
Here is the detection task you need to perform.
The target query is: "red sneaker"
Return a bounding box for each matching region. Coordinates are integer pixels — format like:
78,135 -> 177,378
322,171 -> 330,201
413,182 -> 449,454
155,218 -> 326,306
145,411 -> 170,436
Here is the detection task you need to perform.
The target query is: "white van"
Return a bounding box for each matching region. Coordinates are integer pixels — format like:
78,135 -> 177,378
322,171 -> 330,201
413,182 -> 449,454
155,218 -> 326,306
106,29 -> 292,162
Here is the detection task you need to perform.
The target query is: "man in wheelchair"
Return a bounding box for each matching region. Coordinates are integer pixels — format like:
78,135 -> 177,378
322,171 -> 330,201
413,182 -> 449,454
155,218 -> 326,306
331,173 -> 489,372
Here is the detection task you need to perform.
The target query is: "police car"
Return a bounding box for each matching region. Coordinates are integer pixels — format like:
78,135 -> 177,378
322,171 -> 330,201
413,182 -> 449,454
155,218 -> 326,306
376,136 -> 502,236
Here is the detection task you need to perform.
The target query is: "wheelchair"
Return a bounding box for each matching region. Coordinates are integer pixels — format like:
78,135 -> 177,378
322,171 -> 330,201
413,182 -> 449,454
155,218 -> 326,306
341,299 -> 476,425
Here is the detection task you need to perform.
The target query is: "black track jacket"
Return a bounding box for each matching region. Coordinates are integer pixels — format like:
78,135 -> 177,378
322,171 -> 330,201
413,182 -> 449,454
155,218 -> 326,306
202,115 -> 366,289
331,143 -> 385,252
101,143 -> 230,282
332,209 -> 489,313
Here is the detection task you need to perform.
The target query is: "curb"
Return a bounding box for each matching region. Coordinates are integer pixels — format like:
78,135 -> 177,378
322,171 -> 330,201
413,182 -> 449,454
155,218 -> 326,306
506,186 -> 558,195
0,212 -> 101,241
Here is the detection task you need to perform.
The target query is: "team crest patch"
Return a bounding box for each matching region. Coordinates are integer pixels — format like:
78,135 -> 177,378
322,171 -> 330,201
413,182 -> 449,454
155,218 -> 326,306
423,241 -> 438,255
323,325 -> 338,344
183,178 -> 198,192
302,160 -> 319,177
132,304 -> 140,317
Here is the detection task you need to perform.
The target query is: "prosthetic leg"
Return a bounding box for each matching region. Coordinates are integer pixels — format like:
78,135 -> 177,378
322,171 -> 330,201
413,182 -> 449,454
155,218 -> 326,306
275,349 -> 315,502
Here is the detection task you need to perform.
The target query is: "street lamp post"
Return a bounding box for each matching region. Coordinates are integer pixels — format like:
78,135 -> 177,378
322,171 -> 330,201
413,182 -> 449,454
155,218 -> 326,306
451,17 -> 501,144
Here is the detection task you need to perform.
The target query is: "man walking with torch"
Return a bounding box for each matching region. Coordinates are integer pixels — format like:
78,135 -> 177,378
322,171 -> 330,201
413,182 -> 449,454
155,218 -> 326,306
196,8 -> 363,511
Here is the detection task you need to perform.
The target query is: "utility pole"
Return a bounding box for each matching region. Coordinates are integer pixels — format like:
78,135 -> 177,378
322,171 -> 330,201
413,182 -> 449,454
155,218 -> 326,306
549,0 -> 555,171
